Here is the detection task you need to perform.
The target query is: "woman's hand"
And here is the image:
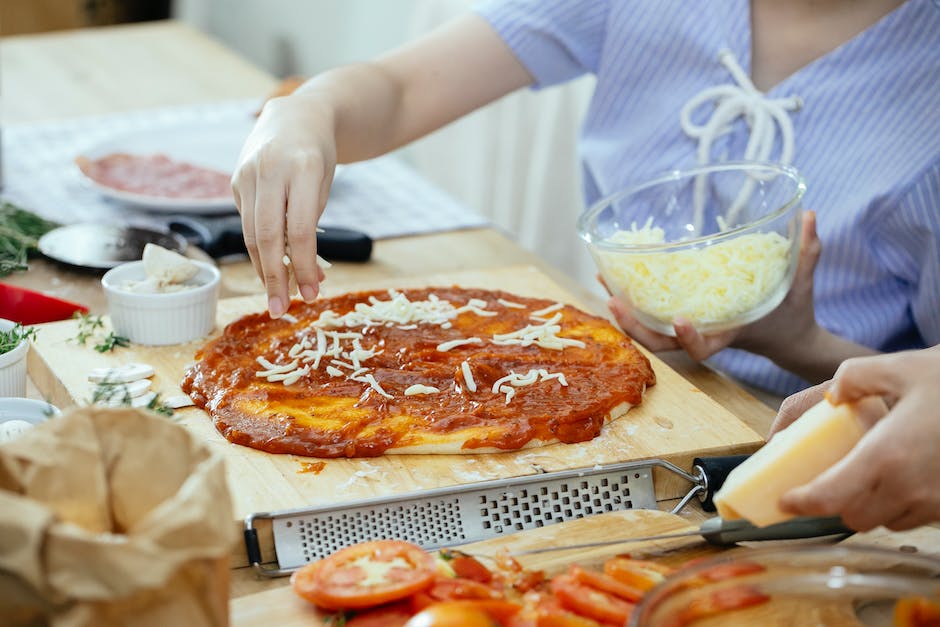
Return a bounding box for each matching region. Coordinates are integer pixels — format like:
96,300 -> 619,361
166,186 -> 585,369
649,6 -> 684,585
610,211 -> 877,383
775,347 -> 940,531
233,94 -> 336,318
609,211 -> 821,358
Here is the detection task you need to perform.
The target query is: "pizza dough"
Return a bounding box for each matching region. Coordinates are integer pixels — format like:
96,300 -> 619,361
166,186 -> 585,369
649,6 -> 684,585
182,287 -> 655,457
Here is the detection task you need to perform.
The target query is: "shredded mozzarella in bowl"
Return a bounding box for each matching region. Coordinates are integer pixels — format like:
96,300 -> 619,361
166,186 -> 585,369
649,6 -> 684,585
595,222 -> 795,334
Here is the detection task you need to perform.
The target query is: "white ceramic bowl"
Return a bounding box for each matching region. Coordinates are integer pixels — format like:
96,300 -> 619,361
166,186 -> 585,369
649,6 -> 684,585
0,398 -> 60,444
0,318 -> 30,397
579,162 -> 805,336
101,260 -> 221,346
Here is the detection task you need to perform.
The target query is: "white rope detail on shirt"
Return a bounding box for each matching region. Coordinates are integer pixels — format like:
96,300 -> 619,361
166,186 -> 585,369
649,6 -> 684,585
680,49 -> 802,227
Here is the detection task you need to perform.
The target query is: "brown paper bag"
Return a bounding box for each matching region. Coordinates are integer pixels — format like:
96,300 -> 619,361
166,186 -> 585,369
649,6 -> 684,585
0,406 -> 236,627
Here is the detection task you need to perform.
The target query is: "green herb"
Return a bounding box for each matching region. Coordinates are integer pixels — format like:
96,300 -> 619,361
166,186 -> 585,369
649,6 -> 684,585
0,323 -> 36,355
323,612 -> 349,626
71,313 -> 129,353
89,380 -> 175,418
94,332 -> 130,353
72,312 -> 105,345
438,549 -> 456,561
0,201 -> 59,277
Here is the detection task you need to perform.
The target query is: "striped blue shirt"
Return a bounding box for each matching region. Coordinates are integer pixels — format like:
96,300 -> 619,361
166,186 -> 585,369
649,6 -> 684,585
476,0 -> 940,396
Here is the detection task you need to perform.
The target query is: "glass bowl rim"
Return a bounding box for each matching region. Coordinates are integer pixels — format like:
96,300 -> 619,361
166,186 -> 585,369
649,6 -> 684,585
578,161 -> 807,254
630,543 -> 940,625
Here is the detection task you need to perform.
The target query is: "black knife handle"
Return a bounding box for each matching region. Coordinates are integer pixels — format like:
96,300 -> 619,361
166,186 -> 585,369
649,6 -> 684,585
316,226 -> 373,262
168,216 -> 373,262
693,455 -> 751,512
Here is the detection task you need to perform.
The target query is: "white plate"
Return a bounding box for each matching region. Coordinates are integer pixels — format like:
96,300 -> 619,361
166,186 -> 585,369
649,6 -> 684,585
75,118 -> 256,214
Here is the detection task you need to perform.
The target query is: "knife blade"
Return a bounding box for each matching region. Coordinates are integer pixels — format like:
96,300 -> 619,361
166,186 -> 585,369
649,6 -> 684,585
507,516 -> 852,557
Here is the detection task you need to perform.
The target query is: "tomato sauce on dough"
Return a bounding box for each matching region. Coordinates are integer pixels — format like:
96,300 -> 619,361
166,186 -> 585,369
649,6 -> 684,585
182,287 -> 655,457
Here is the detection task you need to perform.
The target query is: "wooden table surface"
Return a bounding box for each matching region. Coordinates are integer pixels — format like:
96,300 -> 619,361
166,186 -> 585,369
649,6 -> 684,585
4,20 -> 936,602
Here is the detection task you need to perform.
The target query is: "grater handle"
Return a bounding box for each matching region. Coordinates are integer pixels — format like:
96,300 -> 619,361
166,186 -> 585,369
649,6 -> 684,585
699,515 -> 853,546
693,455 -> 750,512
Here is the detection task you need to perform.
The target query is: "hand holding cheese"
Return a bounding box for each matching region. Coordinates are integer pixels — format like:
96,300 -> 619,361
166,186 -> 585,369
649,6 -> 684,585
775,346 -> 940,532
713,396 -> 877,527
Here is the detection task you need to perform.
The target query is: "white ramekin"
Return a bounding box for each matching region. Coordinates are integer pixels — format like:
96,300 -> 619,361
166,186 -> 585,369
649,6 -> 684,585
101,260 -> 221,346
0,318 -> 30,397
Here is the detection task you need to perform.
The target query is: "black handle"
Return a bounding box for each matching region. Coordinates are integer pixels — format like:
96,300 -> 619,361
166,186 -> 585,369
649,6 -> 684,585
698,516 -> 853,546
693,454 -> 751,512
316,226 -> 373,262
168,215 -> 373,262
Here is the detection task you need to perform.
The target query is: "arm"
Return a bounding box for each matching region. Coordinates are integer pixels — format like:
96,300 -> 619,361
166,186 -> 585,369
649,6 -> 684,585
232,14 -> 533,317
774,346 -> 940,531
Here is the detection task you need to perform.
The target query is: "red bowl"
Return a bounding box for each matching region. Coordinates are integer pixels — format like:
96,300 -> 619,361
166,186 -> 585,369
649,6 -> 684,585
0,282 -> 88,324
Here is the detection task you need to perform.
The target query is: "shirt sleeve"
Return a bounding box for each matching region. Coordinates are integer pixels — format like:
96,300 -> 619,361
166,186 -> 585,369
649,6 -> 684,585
474,0 -> 611,88
872,162 -> 940,346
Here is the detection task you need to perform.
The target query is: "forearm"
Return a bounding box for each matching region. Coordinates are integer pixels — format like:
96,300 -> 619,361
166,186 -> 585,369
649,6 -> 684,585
763,325 -> 880,384
291,14 -> 533,163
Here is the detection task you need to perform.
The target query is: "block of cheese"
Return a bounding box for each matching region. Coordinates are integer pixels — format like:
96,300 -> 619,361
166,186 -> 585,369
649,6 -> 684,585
713,398 -> 866,527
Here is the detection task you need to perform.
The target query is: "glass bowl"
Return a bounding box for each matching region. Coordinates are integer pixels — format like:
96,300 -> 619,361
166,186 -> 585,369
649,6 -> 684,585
629,545 -> 940,627
578,162 -> 805,336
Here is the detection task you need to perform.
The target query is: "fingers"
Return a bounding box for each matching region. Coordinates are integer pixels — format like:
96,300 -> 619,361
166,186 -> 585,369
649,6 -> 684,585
673,317 -> 738,362
254,162 -> 290,318
233,168 -> 263,281
769,381 -> 830,437
828,353 -> 907,405
795,210 -> 821,284
286,158 -> 325,303
608,297 -> 680,351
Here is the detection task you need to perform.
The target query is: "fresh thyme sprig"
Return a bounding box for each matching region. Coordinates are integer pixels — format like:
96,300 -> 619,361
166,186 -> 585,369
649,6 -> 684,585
89,380 -> 175,418
72,312 -> 129,353
0,323 -> 37,355
0,201 -> 59,277
94,332 -> 131,353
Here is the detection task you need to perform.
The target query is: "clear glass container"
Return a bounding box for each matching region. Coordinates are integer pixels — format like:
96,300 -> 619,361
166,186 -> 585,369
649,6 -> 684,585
578,162 -> 805,336
629,545 -> 940,627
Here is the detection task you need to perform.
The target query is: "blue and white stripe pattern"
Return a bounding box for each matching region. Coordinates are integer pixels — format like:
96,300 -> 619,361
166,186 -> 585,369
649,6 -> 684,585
476,0 -> 940,396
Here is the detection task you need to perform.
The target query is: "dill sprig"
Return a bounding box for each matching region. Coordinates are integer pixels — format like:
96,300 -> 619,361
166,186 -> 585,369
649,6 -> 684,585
0,323 -> 36,355
0,202 -> 59,277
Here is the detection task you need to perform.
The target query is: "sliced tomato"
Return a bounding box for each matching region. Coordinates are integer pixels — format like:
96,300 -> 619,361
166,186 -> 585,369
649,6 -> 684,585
894,596 -> 940,627
291,540 -> 437,610
550,573 -> 636,625
570,565 -> 645,603
675,584 -> 770,626
506,594 -> 602,627
405,600 -> 521,627
429,576 -> 504,601
346,601 -> 414,627
603,557 -> 674,592
696,561 -> 766,582
451,554 -> 495,583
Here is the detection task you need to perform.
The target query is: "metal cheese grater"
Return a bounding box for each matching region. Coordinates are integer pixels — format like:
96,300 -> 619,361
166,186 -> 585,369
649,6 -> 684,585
245,458 -> 715,577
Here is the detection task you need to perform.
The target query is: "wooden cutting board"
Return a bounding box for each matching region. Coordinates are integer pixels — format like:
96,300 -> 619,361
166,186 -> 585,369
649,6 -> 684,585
229,509 -> 717,625
28,265 -> 762,554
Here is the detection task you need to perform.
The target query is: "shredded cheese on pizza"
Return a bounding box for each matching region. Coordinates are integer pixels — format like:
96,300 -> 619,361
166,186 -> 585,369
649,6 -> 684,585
492,313 -> 587,351
254,291 -> 582,403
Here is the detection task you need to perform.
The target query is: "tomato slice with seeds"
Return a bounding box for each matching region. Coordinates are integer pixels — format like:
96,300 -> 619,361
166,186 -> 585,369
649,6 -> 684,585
550,573 -> 636,625
291,540 -> 437,610
405,600 -> 522,627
